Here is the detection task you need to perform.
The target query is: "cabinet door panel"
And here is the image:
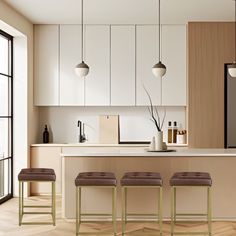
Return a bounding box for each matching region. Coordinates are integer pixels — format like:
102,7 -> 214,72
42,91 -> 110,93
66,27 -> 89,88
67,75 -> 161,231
161,25 -> 187,106
136,25 -> 161,106
111,26 -> 135,106
34,25 -> 59,106
60,25 -> 84,105
30,147 -> 61,194
85,25 -> 110,106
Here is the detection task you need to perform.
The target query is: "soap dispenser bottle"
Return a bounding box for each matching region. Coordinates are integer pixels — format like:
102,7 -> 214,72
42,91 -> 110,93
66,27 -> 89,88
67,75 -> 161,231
43,125 -> 49,143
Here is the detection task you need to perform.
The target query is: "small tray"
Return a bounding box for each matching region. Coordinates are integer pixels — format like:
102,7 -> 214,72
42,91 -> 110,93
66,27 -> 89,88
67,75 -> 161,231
147,149 -> 176,153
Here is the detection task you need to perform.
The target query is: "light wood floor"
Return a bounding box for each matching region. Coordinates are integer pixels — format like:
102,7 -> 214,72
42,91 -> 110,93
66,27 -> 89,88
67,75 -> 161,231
0,196 -> 236,235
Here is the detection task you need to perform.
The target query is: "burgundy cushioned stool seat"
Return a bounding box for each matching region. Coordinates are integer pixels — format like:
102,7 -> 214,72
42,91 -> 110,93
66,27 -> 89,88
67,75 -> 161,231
75,172 -> 117,186
121,172 -> 163,186
18,168 -> 56,182
170,172 -> 212,186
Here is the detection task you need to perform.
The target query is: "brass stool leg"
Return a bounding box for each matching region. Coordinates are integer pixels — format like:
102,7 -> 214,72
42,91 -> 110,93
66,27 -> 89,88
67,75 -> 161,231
125,188 -> 127,225
208,187 -> 212,236
158,187 -> 163,236
174,187 -> 176,223
122,187 -> 126,236
76,187 -> 81,236
52,182 -> 56,226
112,187 -> 117,236
19,181 -> 22,226
171,186 -> 175,236
76,187 -> 78,236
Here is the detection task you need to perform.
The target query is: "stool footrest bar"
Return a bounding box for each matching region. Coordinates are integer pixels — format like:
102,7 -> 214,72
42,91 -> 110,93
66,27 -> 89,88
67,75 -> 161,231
23,212 -> 52,215
24,205 -> 52,208
21,222 -> 54,225
176,213 -> 207,216
80,213 -> 112,216
126,213 -> 159,217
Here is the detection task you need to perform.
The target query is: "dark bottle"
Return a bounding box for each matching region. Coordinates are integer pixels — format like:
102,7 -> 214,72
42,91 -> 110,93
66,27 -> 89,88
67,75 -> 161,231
43,125 -> 49,143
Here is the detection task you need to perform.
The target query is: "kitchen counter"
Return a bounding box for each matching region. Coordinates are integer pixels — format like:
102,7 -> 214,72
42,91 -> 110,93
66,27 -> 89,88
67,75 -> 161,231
31,143 -> 188,147
61,148 -> 236,157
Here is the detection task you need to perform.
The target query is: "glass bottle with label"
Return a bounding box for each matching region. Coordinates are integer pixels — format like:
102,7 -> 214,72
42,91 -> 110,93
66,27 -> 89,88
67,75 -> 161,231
173,121 -> 178,143
168,121 -> 173,143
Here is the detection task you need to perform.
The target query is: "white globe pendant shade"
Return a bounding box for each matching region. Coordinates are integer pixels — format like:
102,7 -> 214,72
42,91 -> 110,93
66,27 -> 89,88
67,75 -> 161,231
75,61 -> 89,77
228,63 -> 236,78
152,61 -> 167,78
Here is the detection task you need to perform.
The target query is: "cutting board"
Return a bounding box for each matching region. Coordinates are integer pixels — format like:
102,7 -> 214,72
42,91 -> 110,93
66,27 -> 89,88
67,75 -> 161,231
99,115 -> 119,144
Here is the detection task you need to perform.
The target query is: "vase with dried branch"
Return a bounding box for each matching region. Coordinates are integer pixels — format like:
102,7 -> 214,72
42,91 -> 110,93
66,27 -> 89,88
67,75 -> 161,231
144,86 -> 166,150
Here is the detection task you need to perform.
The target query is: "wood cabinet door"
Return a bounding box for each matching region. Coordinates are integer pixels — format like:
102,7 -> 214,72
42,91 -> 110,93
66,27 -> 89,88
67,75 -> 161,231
30,147 -> 62,195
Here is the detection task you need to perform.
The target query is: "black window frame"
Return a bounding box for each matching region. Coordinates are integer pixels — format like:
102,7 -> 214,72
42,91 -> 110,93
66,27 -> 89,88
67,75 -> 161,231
0,29 -> 13,204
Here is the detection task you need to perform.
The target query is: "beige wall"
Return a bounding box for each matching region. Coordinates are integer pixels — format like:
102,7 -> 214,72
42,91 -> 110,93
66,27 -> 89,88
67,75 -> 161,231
0,1 -> 38,149
0,1 -> 38,195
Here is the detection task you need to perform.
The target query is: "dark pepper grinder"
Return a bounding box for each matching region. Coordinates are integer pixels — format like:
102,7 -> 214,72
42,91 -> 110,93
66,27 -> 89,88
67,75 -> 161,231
43,125 -> 49,143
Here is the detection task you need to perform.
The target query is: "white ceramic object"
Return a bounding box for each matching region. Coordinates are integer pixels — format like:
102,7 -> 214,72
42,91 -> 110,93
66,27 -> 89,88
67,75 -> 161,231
176,134 -> 186,144
155,131 -> 163,151
149,136 -> 156,151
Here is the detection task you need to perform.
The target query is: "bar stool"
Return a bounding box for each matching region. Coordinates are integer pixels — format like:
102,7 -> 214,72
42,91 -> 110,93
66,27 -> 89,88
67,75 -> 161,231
120,172 -> 163,236
18,168 -> 56,226
170,172 -> 212,236
75,172 -> 117,236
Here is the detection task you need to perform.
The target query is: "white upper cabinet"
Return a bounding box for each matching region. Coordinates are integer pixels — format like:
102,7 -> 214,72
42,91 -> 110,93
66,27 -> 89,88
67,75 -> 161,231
111,26 -> 136,106
34,24 -> 187,107
136,25 -> 161,106
34,25 -> 59,106
85,25 -> 110,106
60,25 -> 84,106
161,25 -> 187,106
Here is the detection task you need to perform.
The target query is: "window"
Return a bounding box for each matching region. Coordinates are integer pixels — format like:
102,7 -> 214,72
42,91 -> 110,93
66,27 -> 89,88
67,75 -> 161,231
0,29 -> 13,204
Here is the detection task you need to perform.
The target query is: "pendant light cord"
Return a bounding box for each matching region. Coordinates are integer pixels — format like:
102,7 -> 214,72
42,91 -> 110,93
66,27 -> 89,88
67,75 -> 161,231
158,0 -> 161,62
81,0 -> 84,62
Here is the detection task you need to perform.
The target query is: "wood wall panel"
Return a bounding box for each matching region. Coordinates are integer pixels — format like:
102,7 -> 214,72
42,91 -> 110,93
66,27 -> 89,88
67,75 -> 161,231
188,22 -> 234,148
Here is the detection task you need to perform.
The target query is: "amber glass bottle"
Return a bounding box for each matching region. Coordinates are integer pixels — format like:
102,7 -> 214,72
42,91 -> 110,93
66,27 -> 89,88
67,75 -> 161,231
173,121 -> 178,143
168,121 -> 173,143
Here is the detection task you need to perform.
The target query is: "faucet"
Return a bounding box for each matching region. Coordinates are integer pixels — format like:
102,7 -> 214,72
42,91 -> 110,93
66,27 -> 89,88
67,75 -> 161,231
78,120 -> 86,143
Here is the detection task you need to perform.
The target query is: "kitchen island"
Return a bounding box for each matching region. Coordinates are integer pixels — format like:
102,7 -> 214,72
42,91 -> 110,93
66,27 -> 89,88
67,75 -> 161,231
61,147 -> 236,220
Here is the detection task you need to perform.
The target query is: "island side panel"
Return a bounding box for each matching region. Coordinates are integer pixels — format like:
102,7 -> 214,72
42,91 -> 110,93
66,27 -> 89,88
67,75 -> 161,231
62,156 -> 236,219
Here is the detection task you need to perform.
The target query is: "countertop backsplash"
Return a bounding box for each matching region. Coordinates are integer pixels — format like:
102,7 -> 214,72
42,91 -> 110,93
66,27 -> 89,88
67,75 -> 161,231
38,106 -> 187,144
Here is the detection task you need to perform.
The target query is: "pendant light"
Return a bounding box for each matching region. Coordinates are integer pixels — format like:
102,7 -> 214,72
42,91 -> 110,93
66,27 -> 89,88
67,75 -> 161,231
228,0 -> 236,77
152,0 -> 166,78
75,0 -> 89,77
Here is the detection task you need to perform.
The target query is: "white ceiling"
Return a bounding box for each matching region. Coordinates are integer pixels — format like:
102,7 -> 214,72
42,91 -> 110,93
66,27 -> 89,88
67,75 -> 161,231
3,0 -> 235,25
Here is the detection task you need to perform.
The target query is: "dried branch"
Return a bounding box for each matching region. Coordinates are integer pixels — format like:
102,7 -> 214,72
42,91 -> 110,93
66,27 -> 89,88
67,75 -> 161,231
143,85 -> 161,131
161,107 -> 167,130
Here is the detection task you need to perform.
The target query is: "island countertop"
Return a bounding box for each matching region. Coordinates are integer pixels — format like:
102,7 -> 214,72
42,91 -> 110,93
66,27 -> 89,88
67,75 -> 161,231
61,148 -> 236,157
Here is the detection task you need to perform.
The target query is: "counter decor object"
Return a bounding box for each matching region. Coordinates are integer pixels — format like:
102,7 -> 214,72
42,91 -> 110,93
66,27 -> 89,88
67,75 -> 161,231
99,115 -> 119,144
168,121 -> 173,143
43,125 -> 49,143
173,121 -> 178,143
144,86 -> 166,150
176,130 -> 187,144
